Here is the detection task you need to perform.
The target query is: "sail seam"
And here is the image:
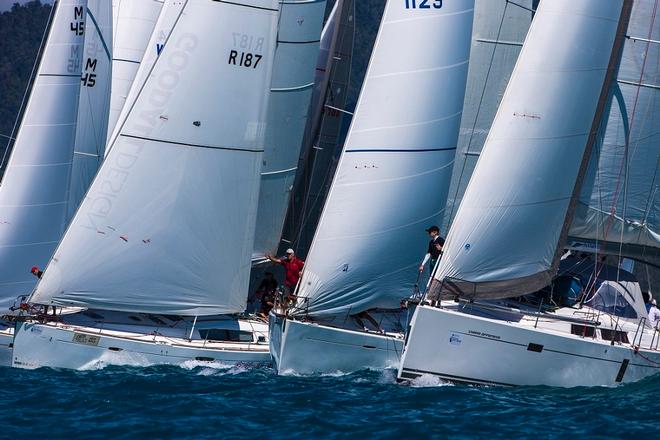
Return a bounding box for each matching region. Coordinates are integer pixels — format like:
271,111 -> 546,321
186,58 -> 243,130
345,147 -> 457,153
112,58 -> 140,64
370,60 -> 469,79
38,74 -> 80,78
212,0 -> 278,12
352,110 -> 463,133
120,134 -> 264,153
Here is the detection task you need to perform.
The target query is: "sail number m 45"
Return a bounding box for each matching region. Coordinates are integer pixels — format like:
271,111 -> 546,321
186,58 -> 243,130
405,0 -> 442,8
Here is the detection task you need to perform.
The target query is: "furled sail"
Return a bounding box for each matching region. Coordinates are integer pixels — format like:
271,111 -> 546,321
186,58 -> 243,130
67,0 -> 113,220
568,0 -> 659,266
429,0 -> 632,300
106,0 -> 163,143
252,0 -> 326,260
294,0 -> 474,317
445,0 -> 535,228
0,0 -> 87,310
30,0 -> 280,316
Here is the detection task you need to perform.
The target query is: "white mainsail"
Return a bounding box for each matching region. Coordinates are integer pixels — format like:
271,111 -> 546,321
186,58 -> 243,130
445,0 -> 535,227
30,0 -> 280,316
0,0 -> 87,310
67,0 -> 113,220
429,0 -> 631,299
252,0 -> 326,259
106,0 -> 163,143
569,0 -> 659,265
294,0 -> 474,317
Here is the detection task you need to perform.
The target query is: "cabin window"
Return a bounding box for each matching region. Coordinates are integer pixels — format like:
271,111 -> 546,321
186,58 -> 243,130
128,316 -> 142,322
199,329 -> 254,342
83,311 -> 104,320
571,324 -> 595,337
600,329 -> 629,344
147,316 -> 166,325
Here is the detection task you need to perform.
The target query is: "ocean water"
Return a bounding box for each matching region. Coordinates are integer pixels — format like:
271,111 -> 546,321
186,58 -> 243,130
0,363 -> 658,439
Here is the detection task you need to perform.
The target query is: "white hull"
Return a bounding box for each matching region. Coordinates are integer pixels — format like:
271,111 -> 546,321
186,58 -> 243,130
269,313 -> 404,375
12,316 -> 270,370
399,305 -> 660,387
0,325 -> 13,367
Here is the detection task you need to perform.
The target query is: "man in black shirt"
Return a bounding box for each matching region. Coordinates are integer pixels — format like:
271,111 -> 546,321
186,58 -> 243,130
418,225 -> 445,274
256,272 -> 278,317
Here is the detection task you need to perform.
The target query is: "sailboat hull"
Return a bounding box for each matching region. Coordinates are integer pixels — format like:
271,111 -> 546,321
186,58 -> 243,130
0,325 -> 13,367
269,313 -> 404,375
398,305 -> 660,387
12,318 -> 270,370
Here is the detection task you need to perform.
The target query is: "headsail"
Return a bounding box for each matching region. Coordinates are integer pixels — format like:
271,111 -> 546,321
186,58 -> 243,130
569,0 -> 659,266
294,0 -> 474,317
252,0 -> 326,259
0,0 -> 87,310
30,0 -> 280,316
429,0 -> 632,300
106,0 -> 163,143
67,0 -> 113,220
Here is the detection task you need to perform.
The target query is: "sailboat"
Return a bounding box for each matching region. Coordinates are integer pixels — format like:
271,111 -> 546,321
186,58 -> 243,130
106,0 -> 163,141
399,0 -> 660,387
11,0 -> 281,370
0,0 -> 89,365
269,0 -> 474,375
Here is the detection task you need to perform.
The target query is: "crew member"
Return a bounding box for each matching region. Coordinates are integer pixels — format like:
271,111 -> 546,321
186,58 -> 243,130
256,272 -> 278,317
649,299 -> 660,329
30,266 -> 43,279
418,226 -> 444,274
266,249 -> 304,302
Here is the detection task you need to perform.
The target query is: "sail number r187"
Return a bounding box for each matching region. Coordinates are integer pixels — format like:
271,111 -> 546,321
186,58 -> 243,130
405,0 -> 442,8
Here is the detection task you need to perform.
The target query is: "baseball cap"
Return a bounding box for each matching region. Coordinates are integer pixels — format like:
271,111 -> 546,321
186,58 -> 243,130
285,248 -> 295,254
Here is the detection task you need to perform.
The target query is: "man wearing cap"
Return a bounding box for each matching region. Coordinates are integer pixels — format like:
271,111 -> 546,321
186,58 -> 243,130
418,226 -> 445,274
30,266 -> 43,279
266,249 -> 305,302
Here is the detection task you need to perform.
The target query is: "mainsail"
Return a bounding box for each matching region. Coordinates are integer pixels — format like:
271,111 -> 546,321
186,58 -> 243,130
429,0 -> 632,299
67,0 -> 113,220
30,0 -> 280,316
294,0 -> 474,317
569,0 -> 659,266
0,0 -> 87,310
106,0 -> 163,143
252,0 -> 326,259
445,0 -> 535,228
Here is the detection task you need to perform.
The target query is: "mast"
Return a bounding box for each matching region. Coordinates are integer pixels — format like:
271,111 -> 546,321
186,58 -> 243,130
0,0 -> 87,310
428,0 -> 633,300
293,0 -> 474,317
67,0 -> 113,220
30,0 -> 281,316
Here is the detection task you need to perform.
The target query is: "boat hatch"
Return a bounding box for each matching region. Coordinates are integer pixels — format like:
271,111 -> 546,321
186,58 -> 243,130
198,329 -> 254,342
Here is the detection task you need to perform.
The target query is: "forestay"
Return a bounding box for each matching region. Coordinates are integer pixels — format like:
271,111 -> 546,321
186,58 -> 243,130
429,0 -> 631,300
0,0 -> 86,310
106,0 -> 163,144
30,0 -> 280,316
67,0 -> 113,220
569,0 -> 659,266
252,0 -> 326,259
294,0 -> 474,317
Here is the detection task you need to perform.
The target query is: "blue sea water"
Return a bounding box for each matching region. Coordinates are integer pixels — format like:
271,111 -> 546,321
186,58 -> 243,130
0,363 -> 657,439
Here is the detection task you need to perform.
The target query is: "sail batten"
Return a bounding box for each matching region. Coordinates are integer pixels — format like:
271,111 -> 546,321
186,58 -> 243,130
294,0 -> 474,317
429,0 -> 633,300
30,0 -> 280,316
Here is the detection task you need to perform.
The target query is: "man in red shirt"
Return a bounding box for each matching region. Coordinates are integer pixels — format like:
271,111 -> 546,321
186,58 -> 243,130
266,248 -> 304,302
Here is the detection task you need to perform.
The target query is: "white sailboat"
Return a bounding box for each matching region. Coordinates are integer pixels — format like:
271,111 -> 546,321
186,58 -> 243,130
11,0 -> 281,370
252,0 -> 326,261
106,0 -> 163,142
399,0 -> 660,387
269,0 -> 474,375
0,0 -> 88,363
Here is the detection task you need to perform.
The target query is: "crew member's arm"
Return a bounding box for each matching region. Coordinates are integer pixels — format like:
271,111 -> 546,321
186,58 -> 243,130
265,254 -> 282,265
419,253 -> 431,273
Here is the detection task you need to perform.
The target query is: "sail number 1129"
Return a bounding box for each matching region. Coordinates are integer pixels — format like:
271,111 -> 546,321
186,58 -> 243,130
405,0 -> 442,8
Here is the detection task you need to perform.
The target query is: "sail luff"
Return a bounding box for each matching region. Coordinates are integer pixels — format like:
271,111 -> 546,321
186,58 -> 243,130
294,0 -> 475,317
428,0 -> 633,300
30,0 -> 281,316
0,0 -> 87,310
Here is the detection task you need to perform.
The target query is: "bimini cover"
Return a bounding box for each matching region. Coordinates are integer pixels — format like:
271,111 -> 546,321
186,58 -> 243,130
30,0 -> 280,316
294,0 -> 474,317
